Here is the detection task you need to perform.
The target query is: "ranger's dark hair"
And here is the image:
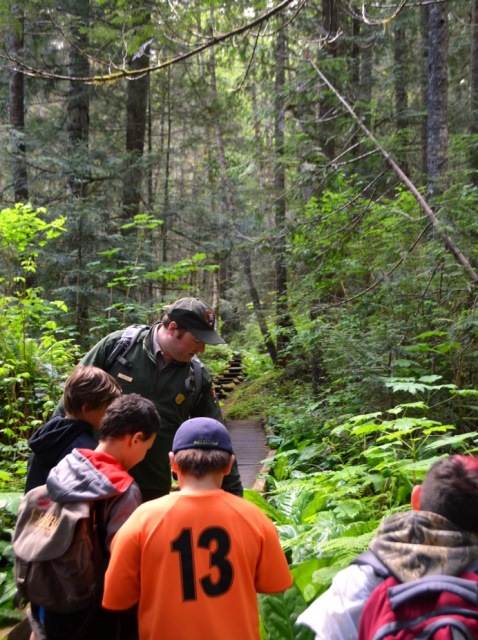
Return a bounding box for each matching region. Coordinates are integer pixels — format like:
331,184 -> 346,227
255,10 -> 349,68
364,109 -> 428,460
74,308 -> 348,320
100,393 -> 161,441
420,455 -> 478,532
63,365 -> 121,415
174,449 -> 231,478
161,314 -> 186,336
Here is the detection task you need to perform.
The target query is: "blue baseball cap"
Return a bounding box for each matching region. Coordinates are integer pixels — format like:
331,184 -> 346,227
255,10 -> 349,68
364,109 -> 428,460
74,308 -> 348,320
172,417 -> 233,454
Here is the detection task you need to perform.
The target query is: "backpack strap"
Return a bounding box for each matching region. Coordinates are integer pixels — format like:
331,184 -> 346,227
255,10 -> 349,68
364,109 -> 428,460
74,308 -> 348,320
353,550 -> 392,579
418,619 -> 476,640
68,501 -> 109,640
185,356 -> 204,405
104,324 -> 149,371
388,574 -> 478,610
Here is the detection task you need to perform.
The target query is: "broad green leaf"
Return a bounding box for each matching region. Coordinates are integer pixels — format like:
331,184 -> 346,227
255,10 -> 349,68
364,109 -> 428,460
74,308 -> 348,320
291,558 -> 324,601
259,583 -> 314,640
423,432 -> 476,450
414,331 -> 448,339
244,489 -> 288,524
349,422 -> 382,436
451,389 -> 478,397
386,403 -> 430,416
418,375 -> 443,383
0,493 -> 21,515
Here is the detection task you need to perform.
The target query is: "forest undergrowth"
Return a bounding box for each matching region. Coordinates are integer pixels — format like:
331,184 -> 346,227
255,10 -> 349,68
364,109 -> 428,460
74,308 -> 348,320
2,205 -> 478,638
222,360 -> 478,638
1,347 -> 477,638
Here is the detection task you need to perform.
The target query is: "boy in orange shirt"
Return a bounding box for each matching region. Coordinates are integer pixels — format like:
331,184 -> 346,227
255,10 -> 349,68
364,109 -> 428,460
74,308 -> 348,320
102,417 -> 292,640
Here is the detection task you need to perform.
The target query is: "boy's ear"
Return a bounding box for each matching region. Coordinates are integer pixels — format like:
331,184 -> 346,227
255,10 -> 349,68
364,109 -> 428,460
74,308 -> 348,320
225,454 -> 235,476
411,485 -> 421,510
131,432 -> 144,445
169,451 -> 179,472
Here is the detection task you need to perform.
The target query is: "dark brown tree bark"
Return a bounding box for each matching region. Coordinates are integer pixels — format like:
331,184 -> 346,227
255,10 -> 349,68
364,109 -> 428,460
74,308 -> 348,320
420,2 -> 429,179
123,44 -> 151,218
427,1 -> 449,196
239,249 -> 278,362
66,0 -> 90,198
65,0 -> 90,334
274,19 -> 295,359
471,0 -> 478,186
394,20 -> 408,132
393,17 -> 409,173
351,12 -> 360,88
319,0 -> 338,160
360,30 -> 373,129
160,68 -> 172,297
8,4 -> 28,203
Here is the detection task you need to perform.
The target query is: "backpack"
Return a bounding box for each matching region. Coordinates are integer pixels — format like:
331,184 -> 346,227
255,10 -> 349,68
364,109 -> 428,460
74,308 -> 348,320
104,323 -> 204,403
12,484 -> 106,614
355,550 -> 478,640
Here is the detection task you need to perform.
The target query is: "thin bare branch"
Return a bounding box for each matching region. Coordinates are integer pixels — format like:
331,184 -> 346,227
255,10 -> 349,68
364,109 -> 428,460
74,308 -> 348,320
318,222 -> 433,308
307,57 -> 478,285
1,0 -> 302,84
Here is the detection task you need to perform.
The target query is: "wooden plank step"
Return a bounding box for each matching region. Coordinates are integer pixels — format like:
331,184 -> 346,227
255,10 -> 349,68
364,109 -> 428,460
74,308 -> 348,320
225,418 -> 270,491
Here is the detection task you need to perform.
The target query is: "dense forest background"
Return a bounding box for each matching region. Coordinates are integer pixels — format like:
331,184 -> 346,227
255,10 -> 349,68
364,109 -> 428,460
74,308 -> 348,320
1,0 -> 478,637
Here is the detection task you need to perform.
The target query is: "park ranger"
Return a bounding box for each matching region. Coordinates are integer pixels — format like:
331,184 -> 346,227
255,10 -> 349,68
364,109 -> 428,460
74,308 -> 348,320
56,297 -> 243,501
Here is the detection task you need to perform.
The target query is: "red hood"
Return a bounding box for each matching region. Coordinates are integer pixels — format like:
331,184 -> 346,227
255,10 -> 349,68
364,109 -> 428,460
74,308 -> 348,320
77,448 -> 134,492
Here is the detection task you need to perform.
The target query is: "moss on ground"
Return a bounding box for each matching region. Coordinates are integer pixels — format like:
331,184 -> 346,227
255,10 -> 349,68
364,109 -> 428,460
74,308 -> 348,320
222,369 -> 284,421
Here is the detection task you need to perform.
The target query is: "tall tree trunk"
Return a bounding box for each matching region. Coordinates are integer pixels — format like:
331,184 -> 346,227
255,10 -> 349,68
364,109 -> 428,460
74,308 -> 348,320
66,0 -> 90,335
427,1 -> 449,197
319,0 -> 338,160
360,30 -> 373,129
66,0 -> 90,198
8,5 -> 28,203
420,3 -> 429,180
471,0 -> 478,186
239,249 -> 277,362
122,42 -> 151,218
393,17 -> 409,173
274,18 -> 294,359
394,20 -> 408,131
351,12 -> 360,88
160,68 -> 172,297
207,28 -> 277,362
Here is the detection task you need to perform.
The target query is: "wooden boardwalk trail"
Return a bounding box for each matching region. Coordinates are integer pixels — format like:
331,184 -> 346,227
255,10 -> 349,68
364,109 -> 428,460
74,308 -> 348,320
215,354 -> 271,492
226,418 -> 270,491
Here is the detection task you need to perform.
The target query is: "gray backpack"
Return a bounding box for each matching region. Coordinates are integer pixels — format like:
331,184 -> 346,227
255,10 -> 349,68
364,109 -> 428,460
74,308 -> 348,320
13,484 -> 105,613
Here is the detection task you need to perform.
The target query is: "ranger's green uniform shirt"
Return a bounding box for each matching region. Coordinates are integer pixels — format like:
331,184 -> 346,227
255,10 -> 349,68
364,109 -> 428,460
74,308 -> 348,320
79,323 -> 243,499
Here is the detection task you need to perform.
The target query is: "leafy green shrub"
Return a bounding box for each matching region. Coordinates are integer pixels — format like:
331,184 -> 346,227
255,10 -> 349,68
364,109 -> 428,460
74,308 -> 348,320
0,493 -> 23,627
245,375 -> 478,633
0,204 -> 80,487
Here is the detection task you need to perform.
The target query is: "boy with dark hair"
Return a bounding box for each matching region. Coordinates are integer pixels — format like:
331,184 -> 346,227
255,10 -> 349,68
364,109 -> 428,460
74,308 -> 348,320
418,454 -> 478,530
297,455 -> 478,640
102,417 -> 292,640
27,393 -> 161,640
25,365 -> 122,492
